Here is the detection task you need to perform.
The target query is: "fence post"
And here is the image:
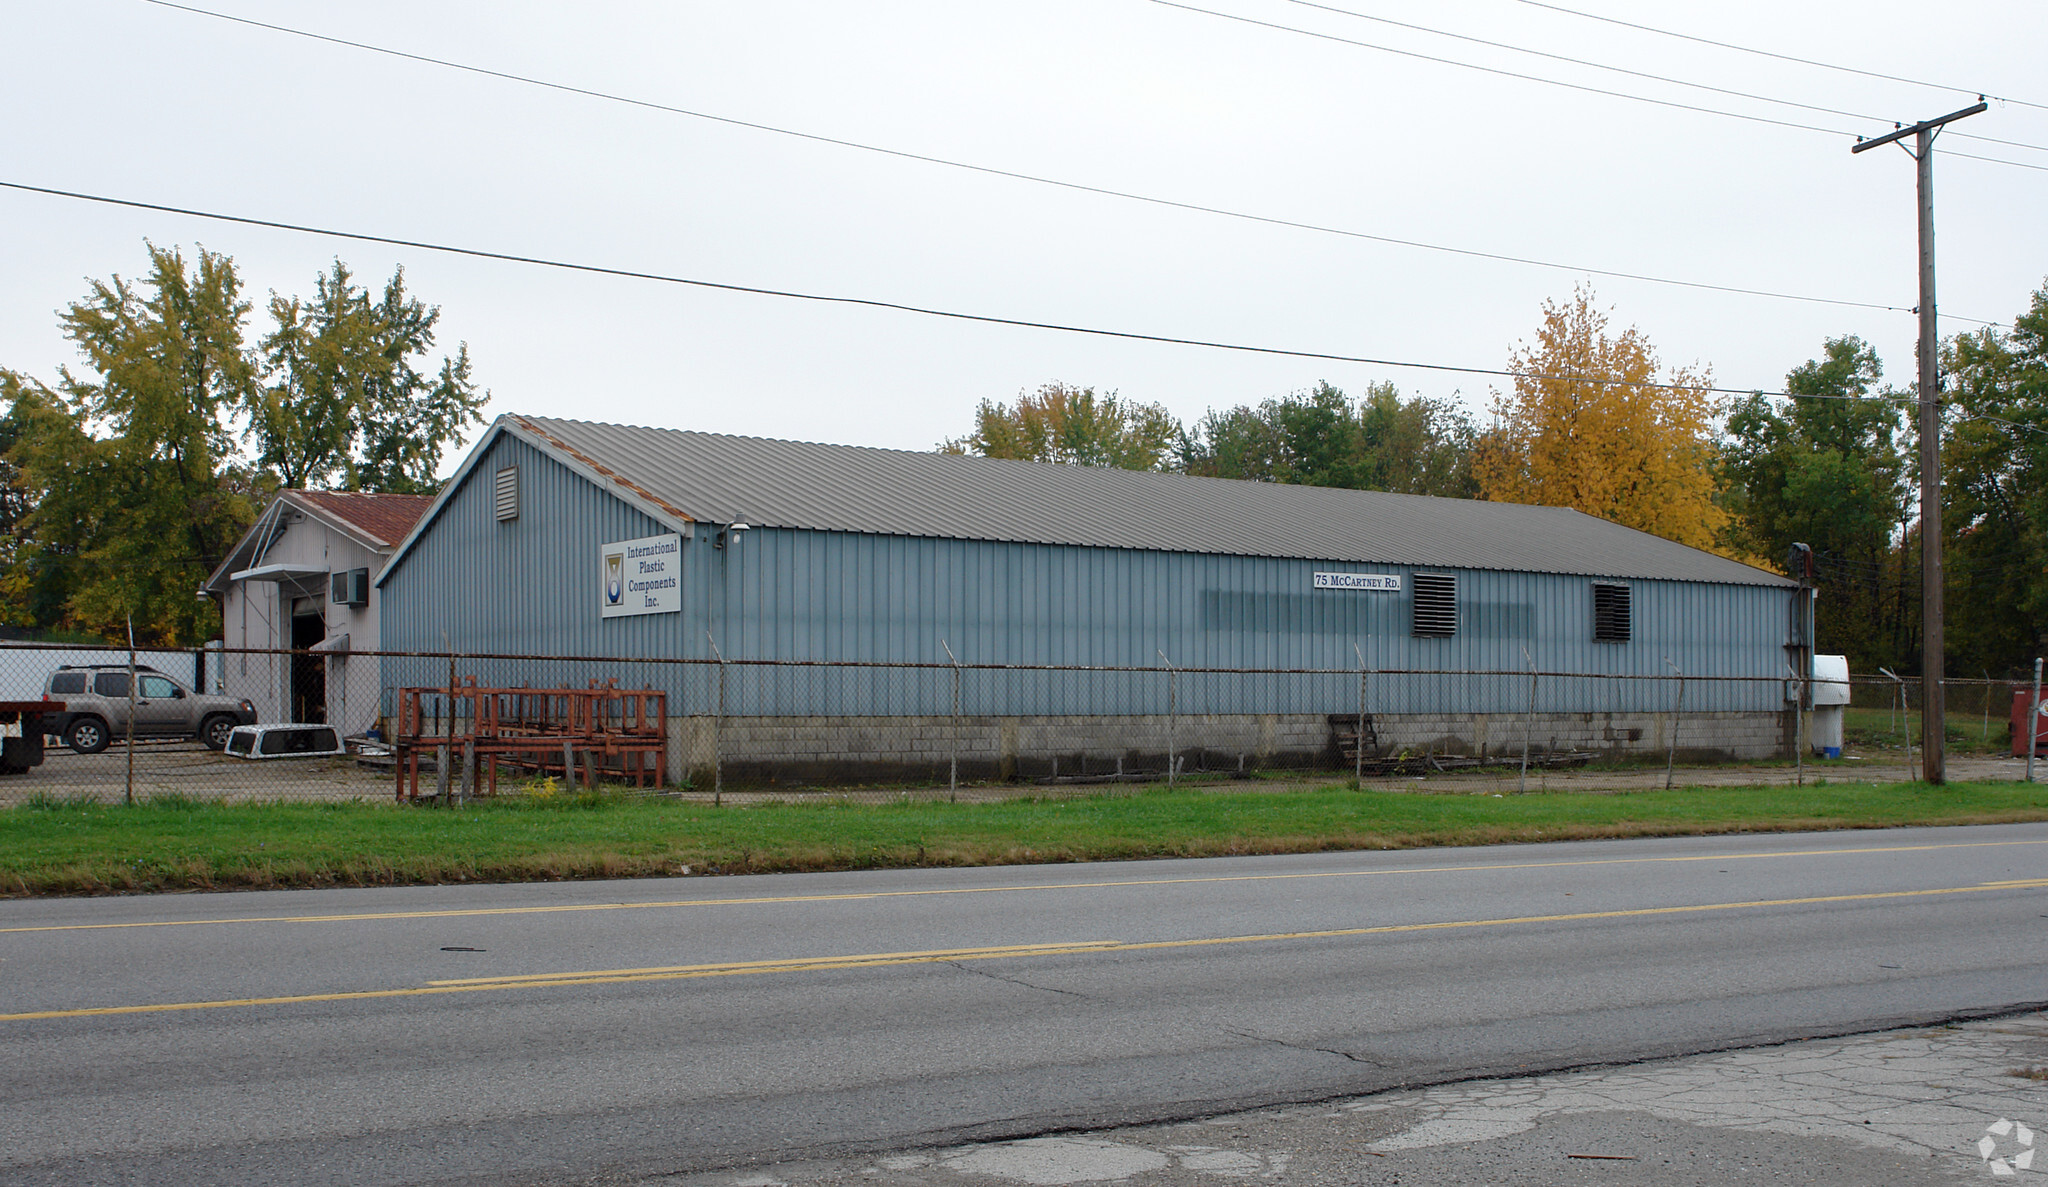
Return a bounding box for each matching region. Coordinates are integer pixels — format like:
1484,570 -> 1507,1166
1790,664 -> 1804,788
1520,646 -> 1535,795
2029,657 -> 2041,785
943,639 -> 961,803
1353,643 -> 1368,789
125,615 -> 136,806
1878,665 -> 1896,744
1662,659 -> 1682,790
706,631 -> 725,806
1158,650 -> 1176,789
1880,667 -> 1910,783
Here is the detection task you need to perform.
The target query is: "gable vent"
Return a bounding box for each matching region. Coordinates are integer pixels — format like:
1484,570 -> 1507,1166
494,466 -> 519,522
1411,573 -> 1457,637
1593,581 -> 1632,643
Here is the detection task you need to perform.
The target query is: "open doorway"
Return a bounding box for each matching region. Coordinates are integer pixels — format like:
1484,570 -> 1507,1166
291,608 -> 326,723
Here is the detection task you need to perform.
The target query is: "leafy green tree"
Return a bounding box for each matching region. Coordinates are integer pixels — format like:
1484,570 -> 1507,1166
0,380 -> 81,633
1,243 -> 488,644
942,382 -> 1180,470
1720,336 -> 1911,671
1940,281 -> 2048,675
253,260 -> 485,492
3,244 -> 265,644
1181,380 -> 1476,496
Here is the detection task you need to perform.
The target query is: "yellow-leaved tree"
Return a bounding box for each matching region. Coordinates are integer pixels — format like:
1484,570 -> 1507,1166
1474,287 -> 1726,550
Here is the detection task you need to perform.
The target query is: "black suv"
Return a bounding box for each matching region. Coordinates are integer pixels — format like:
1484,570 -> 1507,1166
43,666 -> 257,753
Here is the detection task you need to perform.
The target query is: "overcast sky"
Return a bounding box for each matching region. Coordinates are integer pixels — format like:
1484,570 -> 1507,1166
3,0 -> 2044,466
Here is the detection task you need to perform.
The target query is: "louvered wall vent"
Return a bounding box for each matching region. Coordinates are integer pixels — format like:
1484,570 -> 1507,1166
1411,572 -> 1457,637
1593,581 -> 1632,643
494,466 -> 519,522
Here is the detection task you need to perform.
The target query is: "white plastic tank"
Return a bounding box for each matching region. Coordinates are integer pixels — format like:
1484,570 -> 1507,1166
1810,654 -> 1851,758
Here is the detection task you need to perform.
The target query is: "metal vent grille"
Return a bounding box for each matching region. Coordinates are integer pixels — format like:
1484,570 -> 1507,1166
493,466 -> 519,522
1593,581 -> 1632,642
1411,572 -> 1457,637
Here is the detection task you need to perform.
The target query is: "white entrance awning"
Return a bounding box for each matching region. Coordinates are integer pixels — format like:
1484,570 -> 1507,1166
228,564 -> 327,584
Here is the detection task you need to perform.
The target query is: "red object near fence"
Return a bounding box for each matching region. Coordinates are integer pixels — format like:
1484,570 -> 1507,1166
2013,689 -> 2048,757
392,677 -> 667,801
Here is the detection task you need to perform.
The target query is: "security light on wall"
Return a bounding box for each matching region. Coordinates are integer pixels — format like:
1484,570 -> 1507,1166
716,521 -> 750,549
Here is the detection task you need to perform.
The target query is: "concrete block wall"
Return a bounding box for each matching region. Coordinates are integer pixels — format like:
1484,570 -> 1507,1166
1372,710 -> 1784,764
659,708 -> 1788,788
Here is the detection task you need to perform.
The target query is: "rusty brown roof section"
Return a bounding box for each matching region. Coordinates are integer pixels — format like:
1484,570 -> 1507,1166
289,491 -> 435,549
512,415 -> 696,524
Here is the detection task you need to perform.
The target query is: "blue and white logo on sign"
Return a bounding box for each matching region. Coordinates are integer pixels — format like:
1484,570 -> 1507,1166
604,552 -> 624,605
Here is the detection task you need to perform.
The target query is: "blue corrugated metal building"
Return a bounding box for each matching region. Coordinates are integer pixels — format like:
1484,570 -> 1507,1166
375,415 -> 1801,768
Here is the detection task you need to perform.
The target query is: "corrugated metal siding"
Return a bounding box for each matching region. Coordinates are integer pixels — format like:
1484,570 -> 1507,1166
383,440 -> 1794,718
380,432 -> 685,664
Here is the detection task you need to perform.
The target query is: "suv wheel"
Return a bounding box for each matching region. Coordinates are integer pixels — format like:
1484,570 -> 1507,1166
66,717 -> 110,755
200,714 -> 236,751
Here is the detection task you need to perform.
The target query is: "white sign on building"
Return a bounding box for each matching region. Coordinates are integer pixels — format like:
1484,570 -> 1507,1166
600,534 -> 683,617
1312,571 -> 1403,592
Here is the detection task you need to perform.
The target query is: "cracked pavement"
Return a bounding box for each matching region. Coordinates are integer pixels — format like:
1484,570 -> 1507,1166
658,1011 -> 2048,1186
943,959 -> 1094,1000
1217,1027 -> 1384,1067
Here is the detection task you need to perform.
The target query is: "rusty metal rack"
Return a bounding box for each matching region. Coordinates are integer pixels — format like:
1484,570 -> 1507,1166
391,677 -> 667,802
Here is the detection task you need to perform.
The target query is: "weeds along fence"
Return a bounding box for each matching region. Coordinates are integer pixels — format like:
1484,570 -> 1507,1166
1845,674 -> 2037,753
0,643 -> 2037,806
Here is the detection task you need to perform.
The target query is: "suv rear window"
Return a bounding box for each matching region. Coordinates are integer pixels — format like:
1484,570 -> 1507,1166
93,672 -> 129,697
49,672 -> 86,695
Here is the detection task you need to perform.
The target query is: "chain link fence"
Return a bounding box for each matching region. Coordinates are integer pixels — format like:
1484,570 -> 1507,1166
0,642 -> 2039,805
1845,674 -> 2042,760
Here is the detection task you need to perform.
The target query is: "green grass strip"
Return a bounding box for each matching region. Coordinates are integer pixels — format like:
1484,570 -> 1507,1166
2,780 -> 2046,897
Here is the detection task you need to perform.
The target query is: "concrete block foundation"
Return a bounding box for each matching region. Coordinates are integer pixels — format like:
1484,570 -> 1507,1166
662,709 -> 1788,788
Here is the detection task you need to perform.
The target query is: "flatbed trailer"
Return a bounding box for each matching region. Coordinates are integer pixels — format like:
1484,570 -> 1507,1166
0,701 -> 63,775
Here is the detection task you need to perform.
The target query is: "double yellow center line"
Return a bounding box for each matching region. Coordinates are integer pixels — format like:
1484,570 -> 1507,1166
7,877 -> 2044,1023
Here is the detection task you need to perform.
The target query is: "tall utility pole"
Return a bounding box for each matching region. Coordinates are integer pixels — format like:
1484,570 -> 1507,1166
1851,100 -> 1985,786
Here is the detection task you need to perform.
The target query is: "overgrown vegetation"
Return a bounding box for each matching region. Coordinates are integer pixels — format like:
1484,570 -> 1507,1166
4,779 -> 2045,897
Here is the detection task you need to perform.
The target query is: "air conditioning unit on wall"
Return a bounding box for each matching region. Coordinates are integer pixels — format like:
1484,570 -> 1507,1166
330,568 -> 370,607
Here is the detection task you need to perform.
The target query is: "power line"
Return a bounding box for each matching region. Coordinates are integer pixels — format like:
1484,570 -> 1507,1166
1506,0 -> 2048,115
1276,0 -> 2048,157
3,177 -> 1823,399
1148,0 -> 2048,176
1152,0 -> 1840,134
131,0 -> 1986,325
13,178 -> 2037,418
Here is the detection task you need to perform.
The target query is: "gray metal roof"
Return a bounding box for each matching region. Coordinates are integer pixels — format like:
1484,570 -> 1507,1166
413,414 -> 1790,588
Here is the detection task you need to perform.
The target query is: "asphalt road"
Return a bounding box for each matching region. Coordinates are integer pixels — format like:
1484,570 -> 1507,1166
2,824 -> 2045,1185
